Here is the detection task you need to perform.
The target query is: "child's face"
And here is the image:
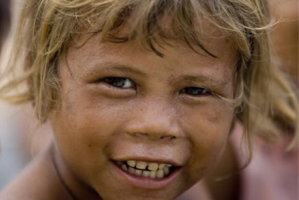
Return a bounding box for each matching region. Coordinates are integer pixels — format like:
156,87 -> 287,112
50,25 -> 238,200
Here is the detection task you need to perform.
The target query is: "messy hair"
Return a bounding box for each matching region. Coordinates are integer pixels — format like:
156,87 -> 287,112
0,0 -> 298,152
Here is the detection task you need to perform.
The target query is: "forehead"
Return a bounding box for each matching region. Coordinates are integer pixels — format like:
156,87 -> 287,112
70,33 -> 236,66
66,15 -> 238,72
73,14 -> 237,60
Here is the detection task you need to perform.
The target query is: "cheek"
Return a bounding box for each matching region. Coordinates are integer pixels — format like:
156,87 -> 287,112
50,83 -> 132,160
50,88 -> 112,169
50,99 -> 123,190
182,100 -> 234,178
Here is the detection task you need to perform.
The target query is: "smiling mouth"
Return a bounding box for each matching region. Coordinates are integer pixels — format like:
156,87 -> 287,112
115,160 -> 176,179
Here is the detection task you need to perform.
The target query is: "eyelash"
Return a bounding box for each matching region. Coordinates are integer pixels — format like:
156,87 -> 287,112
101,77 -> 210,96
180,87 -> 210,96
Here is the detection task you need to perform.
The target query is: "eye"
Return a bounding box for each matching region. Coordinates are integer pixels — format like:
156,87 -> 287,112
180,87 -> 210,96
102,77 -> 135,89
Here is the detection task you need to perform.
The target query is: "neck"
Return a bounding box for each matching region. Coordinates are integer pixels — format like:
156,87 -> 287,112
51,145 -> 103,200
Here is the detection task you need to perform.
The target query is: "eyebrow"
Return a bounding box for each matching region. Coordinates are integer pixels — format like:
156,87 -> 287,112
88,62 -> 147,77
171,75 -> 230,89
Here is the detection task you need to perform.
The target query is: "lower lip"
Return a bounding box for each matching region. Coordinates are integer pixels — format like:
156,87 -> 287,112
112,161 -> 182,190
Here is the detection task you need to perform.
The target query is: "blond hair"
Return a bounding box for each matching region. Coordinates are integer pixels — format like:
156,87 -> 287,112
0,0 -> 298,151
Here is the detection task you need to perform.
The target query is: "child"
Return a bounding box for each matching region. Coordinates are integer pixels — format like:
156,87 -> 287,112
0,0 -> 297,200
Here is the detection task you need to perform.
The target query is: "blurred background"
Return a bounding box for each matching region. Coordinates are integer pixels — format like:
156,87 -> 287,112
268,0 -> 298,85
0,0 -> 52,189
0,0 -> 298,191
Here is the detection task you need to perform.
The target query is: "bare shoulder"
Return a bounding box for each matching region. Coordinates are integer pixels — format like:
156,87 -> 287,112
0,148 -> 64,200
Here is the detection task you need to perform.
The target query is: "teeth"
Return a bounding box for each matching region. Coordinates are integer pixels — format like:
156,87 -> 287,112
136,161 -> 147,170
150,171 -> 156,178
118,160 -> 173,179
135,169 -> 142,176
163,166 -> 170,175
142,171 -> 150,177
158,164 -> 165,169
148,163 -> 159,171
121,164 -> 128,171
156,169 -> 164,178
127,160 -> 136,167
128,167 -> 135,175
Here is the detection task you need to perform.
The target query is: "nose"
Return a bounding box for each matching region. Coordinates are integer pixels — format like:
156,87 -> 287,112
125,99 -> 183,141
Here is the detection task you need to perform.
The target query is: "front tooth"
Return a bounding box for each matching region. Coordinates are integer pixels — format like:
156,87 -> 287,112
156,169 -> 164,178
136,161 -> 147,169
158,164 -> 165,169
148,163 -> 159,171
150,171 -> 156,178
163,166 -> 170,175
128,167 -> 135,175
135,169 -> 142,176
142,171 -> 150,177
121,164 -> 128,171
127,160 -> 136,167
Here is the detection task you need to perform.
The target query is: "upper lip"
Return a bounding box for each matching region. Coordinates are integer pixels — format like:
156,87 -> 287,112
111,156 -> 181,167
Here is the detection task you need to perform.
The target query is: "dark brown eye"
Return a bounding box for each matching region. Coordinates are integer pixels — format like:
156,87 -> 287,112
103,77 -> 135,88
180,87 -> 209,96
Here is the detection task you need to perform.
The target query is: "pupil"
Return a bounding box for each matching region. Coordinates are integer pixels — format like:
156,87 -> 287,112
188,87 -> 200,95
106,78 -> 125,87
113,78 -> 125,87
